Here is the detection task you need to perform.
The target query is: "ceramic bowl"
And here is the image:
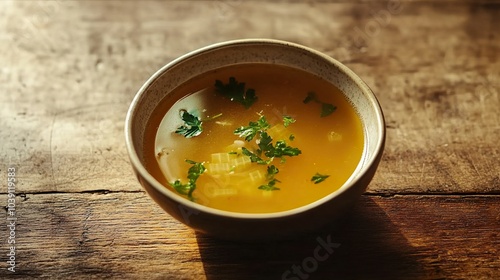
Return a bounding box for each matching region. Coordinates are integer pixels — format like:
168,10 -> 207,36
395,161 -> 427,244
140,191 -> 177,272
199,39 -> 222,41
125,39 -> 385,241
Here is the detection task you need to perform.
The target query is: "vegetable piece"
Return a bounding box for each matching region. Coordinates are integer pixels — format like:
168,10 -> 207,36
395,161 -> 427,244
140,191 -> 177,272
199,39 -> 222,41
207,155 -> 252,174
215,77 -> 258,108
175,110 -> 203,138
303,91 -> 337,117
207,162 -> 232,174
328,131 -> 342,142
267,124 -> 287,141
204,183 -> 238,198
208,168 -> 266,190
311,173 -> 330,184
169,160 -> 206,200
211,152 -> 237,163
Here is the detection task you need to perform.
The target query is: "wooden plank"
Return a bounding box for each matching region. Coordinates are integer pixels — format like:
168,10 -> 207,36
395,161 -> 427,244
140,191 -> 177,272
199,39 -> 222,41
1,1 -> 498,279
1,192 -> 498,279
1,1 -> 498,194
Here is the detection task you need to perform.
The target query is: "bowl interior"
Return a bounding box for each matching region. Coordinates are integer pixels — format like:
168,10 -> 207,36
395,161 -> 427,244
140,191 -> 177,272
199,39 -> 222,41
126,39 -> 385,216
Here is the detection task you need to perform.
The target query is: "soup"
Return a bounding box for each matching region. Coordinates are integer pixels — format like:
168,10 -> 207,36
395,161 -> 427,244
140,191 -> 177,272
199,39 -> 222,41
144,64 -> 364,213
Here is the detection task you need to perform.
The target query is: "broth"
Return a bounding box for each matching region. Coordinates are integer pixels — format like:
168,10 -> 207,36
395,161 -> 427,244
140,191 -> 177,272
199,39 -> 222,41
144,64 -> 364,213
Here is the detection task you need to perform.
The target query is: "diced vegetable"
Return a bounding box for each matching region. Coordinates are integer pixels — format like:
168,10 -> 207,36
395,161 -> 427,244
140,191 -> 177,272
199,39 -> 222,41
211,152 -> 237,163
207,154 -> 252,174
328,131 -> 342,142
267,124 -> 287,141
203,183 -> 238,198
207,162 -> 232,174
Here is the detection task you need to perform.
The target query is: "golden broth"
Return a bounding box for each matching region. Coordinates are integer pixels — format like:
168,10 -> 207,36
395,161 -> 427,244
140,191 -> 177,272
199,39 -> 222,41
145,64 -> 364,213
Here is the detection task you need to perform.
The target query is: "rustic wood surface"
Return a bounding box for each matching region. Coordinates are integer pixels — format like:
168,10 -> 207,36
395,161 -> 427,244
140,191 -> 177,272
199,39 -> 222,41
1,0 -> 499,279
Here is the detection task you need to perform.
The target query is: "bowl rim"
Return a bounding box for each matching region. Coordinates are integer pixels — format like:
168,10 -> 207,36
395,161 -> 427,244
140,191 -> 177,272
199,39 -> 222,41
125,38 -> 385,219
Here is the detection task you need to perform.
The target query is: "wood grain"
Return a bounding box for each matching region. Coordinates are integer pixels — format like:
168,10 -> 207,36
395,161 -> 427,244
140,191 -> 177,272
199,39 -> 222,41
1,1 -> 498,194
0,193 -> 498,279
1,1 -> 499,279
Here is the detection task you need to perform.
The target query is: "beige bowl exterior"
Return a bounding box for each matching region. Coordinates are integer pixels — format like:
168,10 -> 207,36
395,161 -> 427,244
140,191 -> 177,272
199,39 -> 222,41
125,39 -> 385,241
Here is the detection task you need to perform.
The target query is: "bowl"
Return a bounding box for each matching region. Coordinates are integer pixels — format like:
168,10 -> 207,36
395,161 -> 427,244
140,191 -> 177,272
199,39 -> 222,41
125,39 -> 385,241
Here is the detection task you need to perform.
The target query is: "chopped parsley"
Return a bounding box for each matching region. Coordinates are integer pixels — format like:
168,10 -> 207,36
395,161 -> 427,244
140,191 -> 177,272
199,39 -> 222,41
265,140 -> 301,158
258,178 -> 280,191
215,77 -> 258,109
175,110 -> 203,138
303,91 -> 337,117
234,114 -> 302,191
283,115 -> 296,127
174,110 -> 222,138
234,116 -> 301,163
311,173 -> 330,184
241,147 -> 271,165
233,115 -> 270,141
259,165 -> 281,191
169,160 -> 206,201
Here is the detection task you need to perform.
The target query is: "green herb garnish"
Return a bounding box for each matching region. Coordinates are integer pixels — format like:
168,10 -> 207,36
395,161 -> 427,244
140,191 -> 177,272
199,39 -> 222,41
235,116 -> 301,163
234,114 -> 302,191
311,173 -> 330,184
169,160 -> 206,201
258,178 -> 280,191
233,115 -> 270,141
321,103 -> 337,117
289,134 -> 295,141
303,92 -> 337,117
259,165 -> 281,191
174,110 -> 222,138
241,147 -> 270,165
265,140 -> 302,158
215,77 -> 258,109
175,110 -> 203,138
283,115 -> 296,127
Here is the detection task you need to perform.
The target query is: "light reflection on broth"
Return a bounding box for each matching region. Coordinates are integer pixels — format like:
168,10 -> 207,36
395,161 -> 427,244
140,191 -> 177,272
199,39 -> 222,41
144,64 -> 364,213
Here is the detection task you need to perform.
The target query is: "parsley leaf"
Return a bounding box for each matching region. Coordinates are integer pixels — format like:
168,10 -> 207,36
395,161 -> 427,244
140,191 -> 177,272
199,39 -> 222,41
234,115 -> 270,141
258,178 -> 280,191
265,140 -> 302,158
234,114 -> 302,191
259,165 -> 281,191
311,173 -> 329,184
241,147 -> 270,165
303,92 -> 337,117
257,132 -> 273,155
266,164 -> 279,178
283,115 -> 296,127
170,160 -> 206,200
175,110 -> 203,138
303,92 -> 316,104
215,77 -> 258,109
321,103 -> 337,117
235,115 -> 301,163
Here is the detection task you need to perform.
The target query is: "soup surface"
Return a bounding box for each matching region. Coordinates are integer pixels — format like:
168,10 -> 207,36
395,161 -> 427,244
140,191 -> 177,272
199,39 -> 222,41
145,64 -> 364,213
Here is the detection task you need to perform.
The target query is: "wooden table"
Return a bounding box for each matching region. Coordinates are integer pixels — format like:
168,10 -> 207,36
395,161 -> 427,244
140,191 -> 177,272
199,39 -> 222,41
1,1 -> 499,279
